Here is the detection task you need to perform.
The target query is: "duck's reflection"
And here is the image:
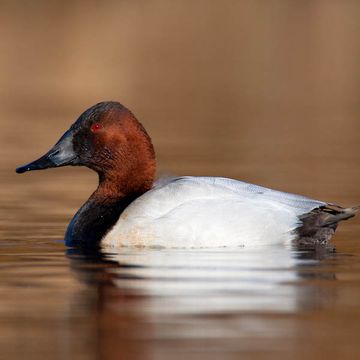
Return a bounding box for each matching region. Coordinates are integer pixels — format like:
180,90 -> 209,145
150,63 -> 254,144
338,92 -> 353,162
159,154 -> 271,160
67,245 -> 339,315
66,245 -> 340,358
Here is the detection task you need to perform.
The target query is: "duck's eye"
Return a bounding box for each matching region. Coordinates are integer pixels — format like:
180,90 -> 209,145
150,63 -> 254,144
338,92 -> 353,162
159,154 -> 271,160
91,123 -> 103,132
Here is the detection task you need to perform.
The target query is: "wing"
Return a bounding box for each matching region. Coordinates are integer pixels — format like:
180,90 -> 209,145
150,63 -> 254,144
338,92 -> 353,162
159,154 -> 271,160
153,176 -> 326,215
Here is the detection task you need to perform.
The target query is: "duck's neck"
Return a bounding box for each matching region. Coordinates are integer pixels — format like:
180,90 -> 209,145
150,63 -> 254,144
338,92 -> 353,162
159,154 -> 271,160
65,174 -> 153,249
65,115 -> 156,249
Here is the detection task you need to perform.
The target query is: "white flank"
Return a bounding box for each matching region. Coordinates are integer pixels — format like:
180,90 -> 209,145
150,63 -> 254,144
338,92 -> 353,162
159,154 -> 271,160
101,177 -> 325,248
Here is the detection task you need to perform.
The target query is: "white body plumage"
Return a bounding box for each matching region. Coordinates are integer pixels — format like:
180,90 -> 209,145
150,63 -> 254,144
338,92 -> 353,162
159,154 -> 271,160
102,177 -> 325,248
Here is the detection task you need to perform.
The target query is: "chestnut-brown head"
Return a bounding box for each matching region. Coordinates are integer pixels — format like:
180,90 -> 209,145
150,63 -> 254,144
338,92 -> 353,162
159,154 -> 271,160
16,102 -> 156,196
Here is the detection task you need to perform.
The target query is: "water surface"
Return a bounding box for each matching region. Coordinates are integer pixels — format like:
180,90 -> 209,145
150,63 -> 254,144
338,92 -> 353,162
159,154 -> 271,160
1,178 -> 360,359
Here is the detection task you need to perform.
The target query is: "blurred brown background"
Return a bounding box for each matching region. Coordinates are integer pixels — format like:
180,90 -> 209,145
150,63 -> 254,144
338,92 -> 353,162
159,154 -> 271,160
1,0 -> 359,212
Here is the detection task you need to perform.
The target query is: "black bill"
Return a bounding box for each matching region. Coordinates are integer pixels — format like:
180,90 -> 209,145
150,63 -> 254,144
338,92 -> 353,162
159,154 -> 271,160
16,129 -> 78,174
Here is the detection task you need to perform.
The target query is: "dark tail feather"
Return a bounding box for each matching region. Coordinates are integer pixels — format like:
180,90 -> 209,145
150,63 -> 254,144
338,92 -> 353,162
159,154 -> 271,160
295,204 -> 358,246
321,205 -> 359,226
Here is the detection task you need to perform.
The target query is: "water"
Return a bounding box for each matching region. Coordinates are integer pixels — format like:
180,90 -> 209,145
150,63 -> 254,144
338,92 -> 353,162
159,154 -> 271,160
1,235 -> 360,360
1,162 -> 360,359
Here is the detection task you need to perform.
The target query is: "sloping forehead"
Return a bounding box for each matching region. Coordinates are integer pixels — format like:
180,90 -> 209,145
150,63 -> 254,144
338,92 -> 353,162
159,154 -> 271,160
70,102 -> 127,130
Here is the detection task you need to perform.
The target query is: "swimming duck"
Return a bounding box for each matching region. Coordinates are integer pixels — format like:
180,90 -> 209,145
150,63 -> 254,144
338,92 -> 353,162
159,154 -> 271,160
16,101 -> 358,249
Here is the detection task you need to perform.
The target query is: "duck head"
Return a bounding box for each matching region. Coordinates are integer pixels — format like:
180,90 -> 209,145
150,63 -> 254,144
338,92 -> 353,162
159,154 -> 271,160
16,102 -> 156,249
16,101 -> 156,196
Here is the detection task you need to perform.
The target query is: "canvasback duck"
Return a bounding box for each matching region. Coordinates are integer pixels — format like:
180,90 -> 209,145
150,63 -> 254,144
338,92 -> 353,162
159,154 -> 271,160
16,101 -> 358,249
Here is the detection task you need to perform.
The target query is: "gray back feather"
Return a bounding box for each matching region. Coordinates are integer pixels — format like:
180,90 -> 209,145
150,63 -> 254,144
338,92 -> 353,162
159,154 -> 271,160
172,176 -> 326,214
